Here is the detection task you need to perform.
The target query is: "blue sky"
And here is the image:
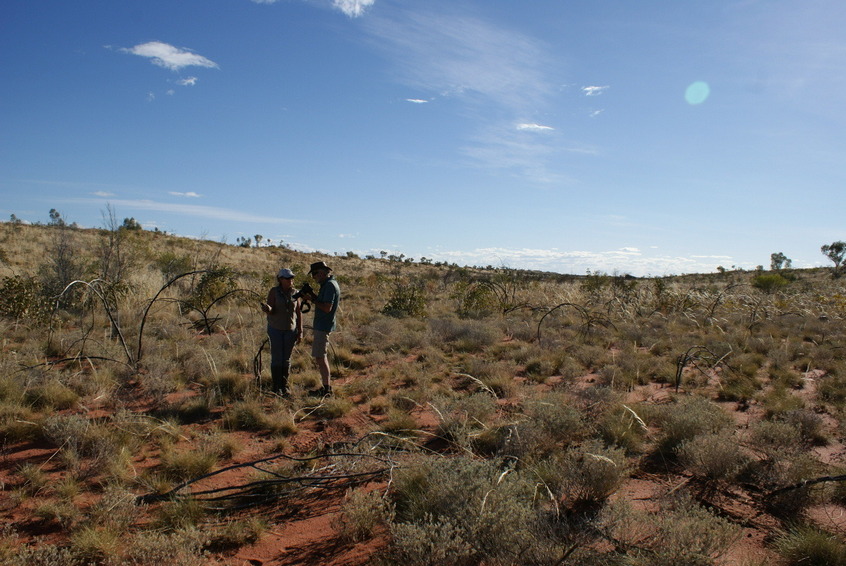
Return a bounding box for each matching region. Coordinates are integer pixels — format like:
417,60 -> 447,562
2,0 -> 844,276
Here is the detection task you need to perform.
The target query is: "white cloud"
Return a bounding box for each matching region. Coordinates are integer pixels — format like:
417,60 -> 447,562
333,0 -> 375,18
169,191 -> 202,198
517,123 -> 554,132
120,41 -> 218,72
251,0 -> 279,3
178,77 -> 198,86
73,198 -> 304,225
582,85 -> 609,96
425,246 -> 731,277
363,7 -> 567,184
589,109 -> 604,118
406,98 -> 429,104
91,191 -> 115,197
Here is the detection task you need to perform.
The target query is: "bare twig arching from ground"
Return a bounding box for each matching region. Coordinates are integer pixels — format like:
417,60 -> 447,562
536,302 -> 616,342
674,344 -> 734,393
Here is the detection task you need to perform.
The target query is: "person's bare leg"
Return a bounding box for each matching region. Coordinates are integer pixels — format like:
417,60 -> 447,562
316,355 -> 331,392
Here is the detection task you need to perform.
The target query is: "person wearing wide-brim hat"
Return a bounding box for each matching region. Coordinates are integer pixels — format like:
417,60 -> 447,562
301,261 -> 341,396
260,268 -> 302,396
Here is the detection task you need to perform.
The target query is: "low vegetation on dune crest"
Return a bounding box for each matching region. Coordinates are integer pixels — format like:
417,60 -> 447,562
1,218 -> 846,565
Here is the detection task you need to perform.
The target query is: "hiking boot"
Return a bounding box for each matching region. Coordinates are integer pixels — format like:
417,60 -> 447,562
310,385 -> 333,397
270,366 -> 289,397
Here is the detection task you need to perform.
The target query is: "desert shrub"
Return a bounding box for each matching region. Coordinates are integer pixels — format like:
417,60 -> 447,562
159,446 -> 218,482
542,440 -> 629,504
717,373 -> 760,402
205,517 -> 267,551
35,500 -> 81,528
603,494 -> 738,566
500,393 -> 586,459
382,278 -> 428,318
428,317 -> 500,352
654,395 -> 733,456
154,497 -> 207,531
0,275 -> 49,320
120,529 -> 207,566
307,395 -> 353,419
461,358 -> 517,396
388,455 -> 574,565
6,543 -> 81,566
818,374 -> 846,404
0,405 -> 41,443
222,399 -> 296,434
154,251 -> 195,282
386,515 -> 475,566
746,430 -> 824,516
760,384 -> 805,418
337,488 -> 391,543
70,525 -> 122,564
17,462 -> 49,495
23,379 -> 79,410
773,524 -> 846,566
598,403 -> 649,454
358,315 -> 428,352
432,393 -> 498,449
782,409 -> 828,445
676,432 -> 750,483
42,414 -> 119,467
380,409 -> 418,436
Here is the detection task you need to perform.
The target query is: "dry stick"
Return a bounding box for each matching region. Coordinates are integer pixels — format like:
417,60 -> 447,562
767,473 -> 846,497
137,451 -> 396,505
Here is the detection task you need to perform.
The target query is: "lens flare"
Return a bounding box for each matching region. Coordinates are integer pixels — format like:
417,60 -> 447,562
685,81 -> 710,105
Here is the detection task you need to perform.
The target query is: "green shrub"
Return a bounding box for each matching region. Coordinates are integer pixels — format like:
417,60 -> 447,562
604,494 -> 738,566
544,441 -> 629,504
676,432 -> 750,483
654,395 -> 733,456
337,489 -> 391,543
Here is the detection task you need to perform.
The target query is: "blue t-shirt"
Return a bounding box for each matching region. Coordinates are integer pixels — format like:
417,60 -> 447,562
314,276 -> 340,332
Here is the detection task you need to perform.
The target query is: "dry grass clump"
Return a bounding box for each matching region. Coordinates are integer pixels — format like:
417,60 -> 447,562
773,524 -> 846,566
222,398 -> 297,435
428,316 -> 501,352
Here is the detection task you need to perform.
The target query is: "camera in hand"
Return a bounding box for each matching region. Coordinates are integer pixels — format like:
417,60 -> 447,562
293,282 -> 314,300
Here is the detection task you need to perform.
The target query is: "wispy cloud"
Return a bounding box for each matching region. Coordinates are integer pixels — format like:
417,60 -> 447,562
406,98 -> 429,104
71,198 -> 305,225
362,6 -> 565,184
119,41 -> 218,72
365,8 -> 552,112
426,246 -> 732,277
582,85 -> 609,96
177,77 -> 198,86
517,123 -> 554,132
333,0 -> 375,18
169,191 -> 202,198
91,191 -> 115,197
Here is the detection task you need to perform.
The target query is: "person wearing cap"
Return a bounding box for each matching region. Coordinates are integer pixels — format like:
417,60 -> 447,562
260,268 -> 303,396
302,261 -> 341,396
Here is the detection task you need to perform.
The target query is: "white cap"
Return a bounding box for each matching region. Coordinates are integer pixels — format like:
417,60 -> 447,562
277,268 -> 295,279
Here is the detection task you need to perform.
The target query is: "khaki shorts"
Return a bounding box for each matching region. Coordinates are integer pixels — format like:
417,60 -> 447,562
311,330 -> 330,358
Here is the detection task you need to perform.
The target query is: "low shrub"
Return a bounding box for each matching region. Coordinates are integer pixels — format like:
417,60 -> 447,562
676,432 -> 750,483
654,395 -> 733,456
